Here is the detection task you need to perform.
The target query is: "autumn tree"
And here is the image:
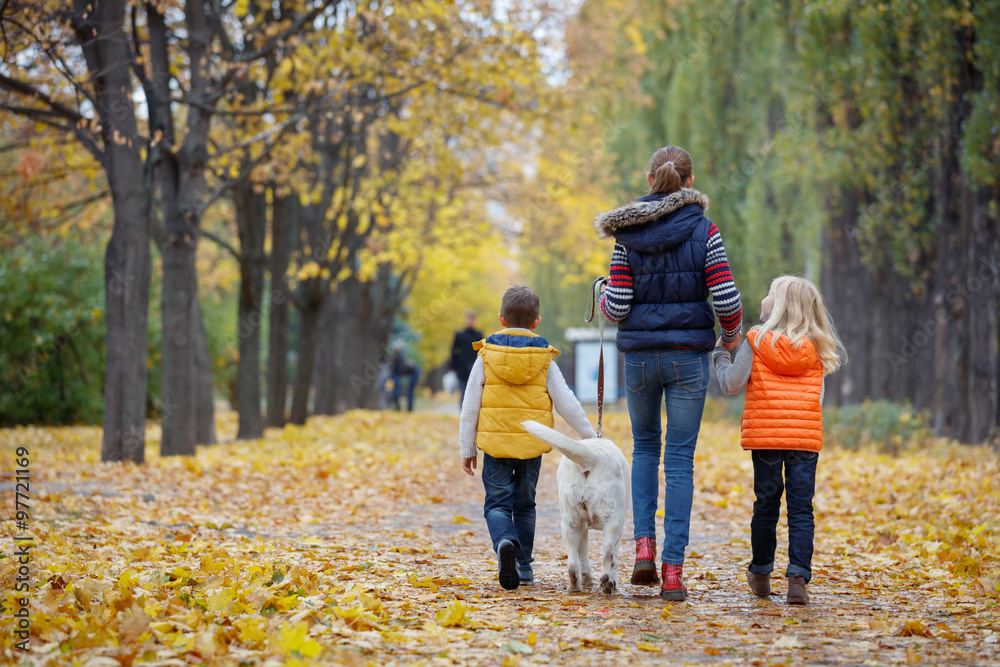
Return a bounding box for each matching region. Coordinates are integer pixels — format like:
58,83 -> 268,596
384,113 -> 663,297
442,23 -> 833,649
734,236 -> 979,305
563,0 -> 1000,442
1,1 -> 156,461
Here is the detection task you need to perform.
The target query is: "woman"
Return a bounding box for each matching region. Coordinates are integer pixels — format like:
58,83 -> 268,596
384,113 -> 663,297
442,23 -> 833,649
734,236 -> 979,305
596,145 -> 743,600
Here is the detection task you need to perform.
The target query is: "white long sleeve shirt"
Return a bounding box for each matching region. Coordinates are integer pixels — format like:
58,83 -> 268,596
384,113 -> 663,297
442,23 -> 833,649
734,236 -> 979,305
459,342 -> 597,459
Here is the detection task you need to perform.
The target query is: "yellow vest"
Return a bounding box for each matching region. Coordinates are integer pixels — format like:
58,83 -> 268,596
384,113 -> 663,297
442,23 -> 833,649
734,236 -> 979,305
474,329 -> 560,459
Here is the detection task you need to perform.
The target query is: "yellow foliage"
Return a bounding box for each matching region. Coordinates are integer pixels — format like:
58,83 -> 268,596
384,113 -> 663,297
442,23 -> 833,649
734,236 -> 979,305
2,395 -> 997,665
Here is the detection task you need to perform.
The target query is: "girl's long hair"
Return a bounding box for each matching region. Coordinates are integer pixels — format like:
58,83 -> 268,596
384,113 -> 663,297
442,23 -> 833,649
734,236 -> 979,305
756,275 -> 847,376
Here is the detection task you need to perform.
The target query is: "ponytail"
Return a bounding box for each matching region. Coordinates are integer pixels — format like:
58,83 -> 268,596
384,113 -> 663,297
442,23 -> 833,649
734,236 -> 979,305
648,145 -> 693,195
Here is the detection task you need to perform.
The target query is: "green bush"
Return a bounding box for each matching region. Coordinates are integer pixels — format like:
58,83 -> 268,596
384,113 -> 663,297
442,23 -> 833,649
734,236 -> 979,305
823,399 -> 933,451
0,238 -> 106,425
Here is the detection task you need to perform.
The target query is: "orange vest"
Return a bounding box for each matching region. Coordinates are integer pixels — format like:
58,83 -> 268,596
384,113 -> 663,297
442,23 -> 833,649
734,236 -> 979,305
741,328 -> 824,452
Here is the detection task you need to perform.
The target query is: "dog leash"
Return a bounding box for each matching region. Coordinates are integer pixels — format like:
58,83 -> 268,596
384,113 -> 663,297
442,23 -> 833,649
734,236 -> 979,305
584,276 -> 609,438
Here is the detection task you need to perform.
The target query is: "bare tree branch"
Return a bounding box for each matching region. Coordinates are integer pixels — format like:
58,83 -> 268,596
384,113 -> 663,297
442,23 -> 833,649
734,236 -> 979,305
202,118 -> 298,211
0,74 -> 87,124
201,228 -> 242,261
236,0 -> 338,63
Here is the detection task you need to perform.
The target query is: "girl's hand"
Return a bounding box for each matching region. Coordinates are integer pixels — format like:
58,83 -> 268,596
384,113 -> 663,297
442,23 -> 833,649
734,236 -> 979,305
462,456 -> 477,476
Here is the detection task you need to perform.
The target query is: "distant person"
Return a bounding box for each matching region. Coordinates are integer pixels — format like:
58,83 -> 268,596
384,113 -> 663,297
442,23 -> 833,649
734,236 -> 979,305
459,285 -> 596,590
390,343 -> 420,412
714,276 -> 846,605
450,311 -> 483,405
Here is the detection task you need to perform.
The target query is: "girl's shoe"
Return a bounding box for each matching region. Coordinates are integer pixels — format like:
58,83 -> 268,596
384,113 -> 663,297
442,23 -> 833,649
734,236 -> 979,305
786,576 -> 809,604
631,537 -> 659,585
517,564 -> 534,585
660,563 -> 687,601
747,571 -> 771,596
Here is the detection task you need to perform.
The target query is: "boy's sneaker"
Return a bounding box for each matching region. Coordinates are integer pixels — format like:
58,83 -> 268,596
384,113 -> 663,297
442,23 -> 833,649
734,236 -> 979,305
517,564 -> 534,585
786,576 -> 809,605
660,563 -> 687,601
631,537 -> 659,586
747,571 -> 771,597
496,539 -> 519,590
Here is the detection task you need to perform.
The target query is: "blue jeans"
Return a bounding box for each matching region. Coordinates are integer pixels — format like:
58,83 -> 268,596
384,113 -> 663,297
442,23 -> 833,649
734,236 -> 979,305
391,370 -> 419,411
748,449 -> 818,582
624,348 -> 710,565
482,453 -> 541,568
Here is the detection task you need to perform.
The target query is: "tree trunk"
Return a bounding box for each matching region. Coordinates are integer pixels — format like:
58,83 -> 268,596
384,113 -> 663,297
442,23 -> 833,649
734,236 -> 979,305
290,284 -> 322,425
234,182 -> 266,439
964,188 -> 998,442
102,191 -> 151,463
194,297 -> 216,445
160,222 -> 199,456
70,0 -> 152,463
328,282 -> 355,414
820,191 -> 868,406
312,289 -> 338,415
155,0 -> 214,456
266,194 -> 294,427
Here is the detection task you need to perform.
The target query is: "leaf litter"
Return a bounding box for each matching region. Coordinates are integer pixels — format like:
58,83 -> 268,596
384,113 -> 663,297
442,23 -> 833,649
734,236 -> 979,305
0,411 -> 998,665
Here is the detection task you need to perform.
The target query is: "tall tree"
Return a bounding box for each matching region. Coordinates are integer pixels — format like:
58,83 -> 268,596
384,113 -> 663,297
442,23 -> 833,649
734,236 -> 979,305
1,0 -> 152,461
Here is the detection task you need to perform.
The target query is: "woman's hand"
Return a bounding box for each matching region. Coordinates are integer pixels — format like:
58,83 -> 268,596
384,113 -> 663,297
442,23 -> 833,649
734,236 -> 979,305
718,330 -> 742,350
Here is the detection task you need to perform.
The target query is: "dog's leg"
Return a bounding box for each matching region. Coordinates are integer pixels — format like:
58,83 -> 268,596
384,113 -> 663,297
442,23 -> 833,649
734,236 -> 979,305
600,520 -> 625,596
578,529 -> 593,588
563,520 -> 584,593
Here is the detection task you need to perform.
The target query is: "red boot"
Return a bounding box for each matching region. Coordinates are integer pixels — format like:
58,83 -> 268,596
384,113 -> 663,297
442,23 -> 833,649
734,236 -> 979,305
631,537 -> 659,586
660,563 -> 687,601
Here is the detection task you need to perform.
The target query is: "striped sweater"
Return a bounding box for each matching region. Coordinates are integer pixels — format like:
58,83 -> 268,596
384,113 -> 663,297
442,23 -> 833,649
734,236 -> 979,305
600,222 -> 743,343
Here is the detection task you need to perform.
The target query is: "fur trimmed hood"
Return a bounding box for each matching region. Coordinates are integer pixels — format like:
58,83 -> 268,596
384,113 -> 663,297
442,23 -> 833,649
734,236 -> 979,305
594,188 -> 711,240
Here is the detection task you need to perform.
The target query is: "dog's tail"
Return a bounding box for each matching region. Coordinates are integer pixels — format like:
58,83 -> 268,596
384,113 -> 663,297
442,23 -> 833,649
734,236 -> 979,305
520,420 -> 601,470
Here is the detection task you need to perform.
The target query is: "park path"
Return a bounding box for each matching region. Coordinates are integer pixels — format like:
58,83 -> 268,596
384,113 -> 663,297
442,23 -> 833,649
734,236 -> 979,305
1,410 -> 998,666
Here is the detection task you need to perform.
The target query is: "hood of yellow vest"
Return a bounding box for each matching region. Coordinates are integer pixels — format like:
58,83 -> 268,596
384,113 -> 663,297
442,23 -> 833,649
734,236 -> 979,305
749,328 -> 819,375
475,330 -> 558,385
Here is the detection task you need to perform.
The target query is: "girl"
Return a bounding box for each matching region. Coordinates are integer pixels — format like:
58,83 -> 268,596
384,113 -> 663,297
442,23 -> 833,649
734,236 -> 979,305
713,275 -> 846,605
597,145 -> 744,601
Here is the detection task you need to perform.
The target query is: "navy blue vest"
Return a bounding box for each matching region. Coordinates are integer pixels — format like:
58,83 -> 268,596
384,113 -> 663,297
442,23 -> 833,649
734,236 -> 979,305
612,195 -> 716,352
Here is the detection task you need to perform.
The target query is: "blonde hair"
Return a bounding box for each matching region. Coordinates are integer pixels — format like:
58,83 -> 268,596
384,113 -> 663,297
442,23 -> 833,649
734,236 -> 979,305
756,275 -> 847,375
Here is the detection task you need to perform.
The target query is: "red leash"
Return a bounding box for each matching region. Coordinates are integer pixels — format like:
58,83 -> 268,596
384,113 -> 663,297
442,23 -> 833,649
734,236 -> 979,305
585,276 -> 609,438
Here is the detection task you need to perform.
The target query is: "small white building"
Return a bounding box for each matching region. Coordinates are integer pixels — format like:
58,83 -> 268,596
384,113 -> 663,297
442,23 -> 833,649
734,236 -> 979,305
564,325 -> 621,404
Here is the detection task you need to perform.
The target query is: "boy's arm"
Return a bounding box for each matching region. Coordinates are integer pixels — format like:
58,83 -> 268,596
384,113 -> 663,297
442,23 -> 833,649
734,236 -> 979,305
713,338 -> 752,394
459,357 -> 485,459
546,361 -> 598,439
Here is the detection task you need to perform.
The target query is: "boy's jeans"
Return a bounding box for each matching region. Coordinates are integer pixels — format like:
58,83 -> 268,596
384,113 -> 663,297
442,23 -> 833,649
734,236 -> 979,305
482,453 -> 541,568
624,348 -> 710,565
748,449 -> 818,582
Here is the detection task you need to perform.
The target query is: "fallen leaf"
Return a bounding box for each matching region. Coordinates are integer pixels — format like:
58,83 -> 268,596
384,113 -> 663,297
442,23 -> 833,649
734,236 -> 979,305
893,620 -> 933,638
502,640 -> 533,654
774,635 -> 802,648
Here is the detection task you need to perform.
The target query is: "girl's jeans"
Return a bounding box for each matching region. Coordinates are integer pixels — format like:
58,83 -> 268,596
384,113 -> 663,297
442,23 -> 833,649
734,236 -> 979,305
624,348 -> 710,565
748,449 -> 818,582
482,453 -> 542,568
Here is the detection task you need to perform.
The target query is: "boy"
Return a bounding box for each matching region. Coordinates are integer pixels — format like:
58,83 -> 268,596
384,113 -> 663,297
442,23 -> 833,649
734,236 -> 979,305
460,285 -> 597,590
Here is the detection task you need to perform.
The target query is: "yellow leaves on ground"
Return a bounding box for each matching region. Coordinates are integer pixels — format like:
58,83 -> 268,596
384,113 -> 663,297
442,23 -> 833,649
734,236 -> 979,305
1,409 -> 998,665
436,599 -> 472,627
276,621 -> 322,658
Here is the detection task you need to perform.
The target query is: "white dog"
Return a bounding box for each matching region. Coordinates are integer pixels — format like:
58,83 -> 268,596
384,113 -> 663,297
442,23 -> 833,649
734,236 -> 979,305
521,421 -> 631,595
